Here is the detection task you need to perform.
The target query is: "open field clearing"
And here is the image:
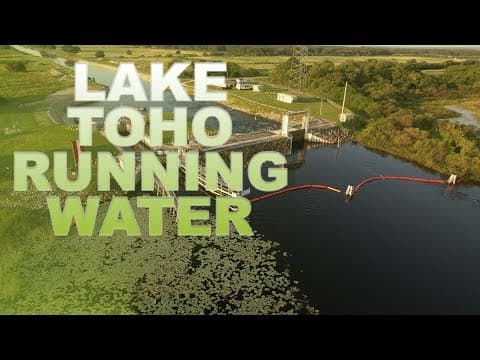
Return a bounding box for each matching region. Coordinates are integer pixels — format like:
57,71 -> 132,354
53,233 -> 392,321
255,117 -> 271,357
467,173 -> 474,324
31,45 -> 469,72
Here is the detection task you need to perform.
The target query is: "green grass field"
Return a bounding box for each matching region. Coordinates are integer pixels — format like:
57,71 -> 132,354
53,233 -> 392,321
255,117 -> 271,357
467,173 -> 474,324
0,47 -> 117,308
0,47 -> 115,196
225,87 -> 342,123
421,69 -> 446,76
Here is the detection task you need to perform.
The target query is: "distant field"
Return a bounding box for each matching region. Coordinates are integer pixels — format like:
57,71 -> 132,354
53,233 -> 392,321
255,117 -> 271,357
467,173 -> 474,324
422,69 -> 446,76
31,45 -> 469,73
0,48 -> 72,101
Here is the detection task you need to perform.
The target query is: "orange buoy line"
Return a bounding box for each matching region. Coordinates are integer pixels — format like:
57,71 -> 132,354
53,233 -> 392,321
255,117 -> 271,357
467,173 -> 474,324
250,175 -> 462,203
249,184 -> 342,203
248,175 -> 458,203
354,176 -> 447,194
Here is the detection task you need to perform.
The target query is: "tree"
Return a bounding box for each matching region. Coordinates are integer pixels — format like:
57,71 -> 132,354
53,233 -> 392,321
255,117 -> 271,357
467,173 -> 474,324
61,45 -> 81,54
126,50 -> 132,55
6,61 -> 26,72
227,62 -> 242,77
175,50 -> 181,55
95,50 -> 105,58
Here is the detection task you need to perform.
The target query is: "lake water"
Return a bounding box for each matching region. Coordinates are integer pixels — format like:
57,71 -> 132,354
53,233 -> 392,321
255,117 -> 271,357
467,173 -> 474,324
248,142 -> 480,314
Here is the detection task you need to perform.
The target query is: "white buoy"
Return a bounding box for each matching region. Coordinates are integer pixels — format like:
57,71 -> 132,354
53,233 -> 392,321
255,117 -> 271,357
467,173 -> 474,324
345,185 -> 354,197
448,174 -> 458,185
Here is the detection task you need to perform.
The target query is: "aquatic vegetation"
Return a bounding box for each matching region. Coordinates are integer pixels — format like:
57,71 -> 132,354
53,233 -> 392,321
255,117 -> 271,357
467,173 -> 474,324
0,198 -> 313,314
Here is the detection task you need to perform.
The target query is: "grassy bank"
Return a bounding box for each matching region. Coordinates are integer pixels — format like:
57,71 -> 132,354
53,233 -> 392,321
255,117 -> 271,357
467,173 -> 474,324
223,87 -> 342,123
0,47 -> 115,307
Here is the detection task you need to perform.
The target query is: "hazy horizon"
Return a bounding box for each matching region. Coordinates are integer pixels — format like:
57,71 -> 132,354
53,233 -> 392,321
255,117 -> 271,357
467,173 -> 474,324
340,45 -> 480,49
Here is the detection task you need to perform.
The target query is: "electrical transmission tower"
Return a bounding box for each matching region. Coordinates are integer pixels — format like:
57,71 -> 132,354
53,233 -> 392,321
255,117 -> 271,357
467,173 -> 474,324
288,46 -> 309,94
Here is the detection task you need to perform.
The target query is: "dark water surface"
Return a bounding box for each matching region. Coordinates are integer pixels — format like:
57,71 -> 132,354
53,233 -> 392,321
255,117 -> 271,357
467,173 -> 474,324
248,142 -> 480,314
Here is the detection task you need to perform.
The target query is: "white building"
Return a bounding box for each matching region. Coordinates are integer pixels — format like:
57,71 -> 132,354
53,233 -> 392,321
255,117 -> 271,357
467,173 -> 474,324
277,93 -> 297,104
235,79 -> 253,90
252,84 -> 264,92
222,80 -> 236,89
339,113 -> 353,122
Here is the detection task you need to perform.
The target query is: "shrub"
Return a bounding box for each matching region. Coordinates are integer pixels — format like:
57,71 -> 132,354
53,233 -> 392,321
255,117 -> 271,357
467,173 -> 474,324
126,50 -> 132,55
61,45 -> 81,54
6,61 -> 26,72
95,50 -> 105,58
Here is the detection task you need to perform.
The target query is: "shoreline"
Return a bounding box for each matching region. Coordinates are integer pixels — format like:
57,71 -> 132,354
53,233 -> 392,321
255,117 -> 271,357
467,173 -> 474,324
356,138 -> 480,185
84,59 -> 152,83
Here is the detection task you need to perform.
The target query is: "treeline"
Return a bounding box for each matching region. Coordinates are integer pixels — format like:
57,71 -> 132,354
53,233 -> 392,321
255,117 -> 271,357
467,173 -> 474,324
270,58 -> 480,119
312,46 -> 480,57
163,59 -> 266,78
269,58 -> 480,181
393,47 -> 480,58
150,45 -> 480,58
413,59 -> 477,70
355,112 -> 480,181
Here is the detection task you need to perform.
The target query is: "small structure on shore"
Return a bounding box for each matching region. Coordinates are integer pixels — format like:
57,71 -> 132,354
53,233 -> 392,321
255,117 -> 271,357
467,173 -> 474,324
252,84 -> 264,92
277,93 -> 297,104
235,79 -> 253,90
4,123 -> 22,135
339,81 -> 353,122
223,79 -> 236,89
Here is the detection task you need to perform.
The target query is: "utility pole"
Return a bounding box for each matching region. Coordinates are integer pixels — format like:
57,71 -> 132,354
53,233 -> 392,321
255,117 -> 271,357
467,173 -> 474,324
288,46 -> 309,94
339,81 -> 348,123
341,81 -> 348,115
